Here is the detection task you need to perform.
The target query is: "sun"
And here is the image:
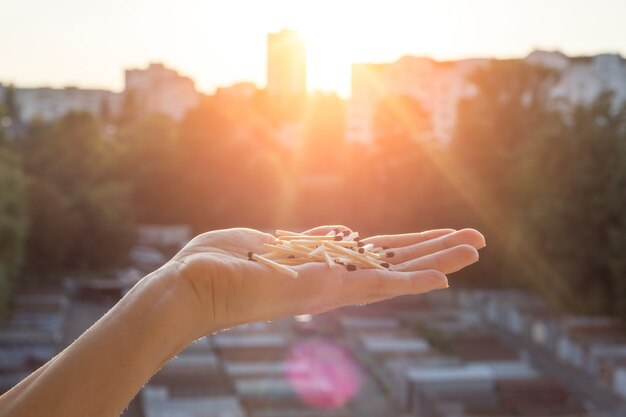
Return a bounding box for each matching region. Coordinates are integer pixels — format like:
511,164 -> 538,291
291,5 -> 360,96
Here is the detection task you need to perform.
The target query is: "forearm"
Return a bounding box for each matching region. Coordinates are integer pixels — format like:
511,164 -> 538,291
0,263 -> 202,417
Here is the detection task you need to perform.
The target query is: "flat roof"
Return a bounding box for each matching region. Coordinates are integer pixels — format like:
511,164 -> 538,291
407,362 -> 537,383
142,389 -> 245,417
213,334 -> 288,348
362,336 -> 430,353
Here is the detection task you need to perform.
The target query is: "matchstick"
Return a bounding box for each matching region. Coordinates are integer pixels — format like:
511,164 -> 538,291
289,239 -> 358,248
326,242 -> 387,270
275,230 -> 303,237
249,252 -> 299,278
263,243 -> 310,257
307,244 -> 327,259
322,248 -> 335,268
279,235 -> 338,241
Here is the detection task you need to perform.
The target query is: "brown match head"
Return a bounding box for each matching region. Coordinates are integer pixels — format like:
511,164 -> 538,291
287,255 -> 296,259
385,251 -> 395,258
334,235 -> 343,241
342,230 -> 350,237
358,248 -> 365,254
382,246 -> 390,250
247,251 -> 254,260
346,264 -> 357,271
381,262 -> 390,268
357,241 -> 365,247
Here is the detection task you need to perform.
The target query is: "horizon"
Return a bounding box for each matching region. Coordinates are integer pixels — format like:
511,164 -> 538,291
3,0 -> 626,96
2,47 -> 625,98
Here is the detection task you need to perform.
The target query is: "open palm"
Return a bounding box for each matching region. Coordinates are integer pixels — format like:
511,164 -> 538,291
170,225 -> 485,337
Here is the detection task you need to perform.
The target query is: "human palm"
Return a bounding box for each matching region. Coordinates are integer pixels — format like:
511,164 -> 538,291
170,225 -> 485,337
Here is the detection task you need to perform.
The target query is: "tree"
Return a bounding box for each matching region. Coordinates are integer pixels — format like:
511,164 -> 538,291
117,90 -> 140,126
374,94 -> 433,146
114,114 -> 186,224
450,60 -> 562,288
182,98 -> 286,230
3,84 -> 20,126
522,92 -> 626,314
0,148 -> 27,318
17,112 -> 135,278
99,96 -> 112,124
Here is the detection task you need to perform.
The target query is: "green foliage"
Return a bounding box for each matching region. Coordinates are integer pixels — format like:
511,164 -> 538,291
23,178 -> 80,275
16,112 -> 135,278
178,100 -> 286,231
344,95 -> 459,233
114,114 -> 186,224
3,84 -> 20,124
0,148 -> 27,318
453,60 -> 626,318
2,61 -> 626,322
521,93 -> 626,314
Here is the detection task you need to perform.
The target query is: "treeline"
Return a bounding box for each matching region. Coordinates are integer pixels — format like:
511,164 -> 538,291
1,60 -> 626,320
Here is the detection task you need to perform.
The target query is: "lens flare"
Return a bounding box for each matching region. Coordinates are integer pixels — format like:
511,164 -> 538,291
285,340 -> 361,408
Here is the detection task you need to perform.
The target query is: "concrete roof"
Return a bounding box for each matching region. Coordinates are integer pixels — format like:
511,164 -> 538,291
142,388 -> 245,417
213,334 -> 288,348
361,336 -> 430,353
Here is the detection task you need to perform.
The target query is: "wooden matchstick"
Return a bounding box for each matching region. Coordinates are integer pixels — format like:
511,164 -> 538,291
263,243 -> 310,257
322,248 -> 335,268
249,252 -> 299,278
308,244 -> 327,259
289,239 -> 358,248
279,235 -> 336,241
326,242 -> 387,270
275,230 -> 303,237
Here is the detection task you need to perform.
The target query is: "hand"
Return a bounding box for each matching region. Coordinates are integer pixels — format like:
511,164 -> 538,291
169,226 -> 485,338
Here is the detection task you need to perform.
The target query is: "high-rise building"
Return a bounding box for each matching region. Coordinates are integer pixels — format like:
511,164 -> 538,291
347,50 -> 626,145
346,57 -> 487,144
266,30 -> 306,98
124,63 -> 198,121
0,84 -> 122,123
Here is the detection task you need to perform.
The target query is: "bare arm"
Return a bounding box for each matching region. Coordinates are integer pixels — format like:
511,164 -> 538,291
0,226 -> 485,417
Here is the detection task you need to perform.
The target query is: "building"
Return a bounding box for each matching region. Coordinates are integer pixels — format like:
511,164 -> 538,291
0,62 -> 200,124
347,50 -> 626,145
124,62 -> 199,121
266,30 -> 306,99
0,85 -> 121,123
346,57 -> 487,145
526,50 -> 626,109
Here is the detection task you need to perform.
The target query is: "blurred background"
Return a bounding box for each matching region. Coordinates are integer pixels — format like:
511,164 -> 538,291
2,1 -> 626,416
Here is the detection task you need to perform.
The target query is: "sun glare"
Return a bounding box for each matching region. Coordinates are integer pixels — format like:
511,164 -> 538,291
288,5 -> 357,96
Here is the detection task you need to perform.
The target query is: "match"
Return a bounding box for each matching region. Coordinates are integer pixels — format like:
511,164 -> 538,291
247,229 -> 390,278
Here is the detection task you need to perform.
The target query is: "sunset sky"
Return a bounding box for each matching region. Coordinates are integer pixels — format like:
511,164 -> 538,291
2,0 -> 626,96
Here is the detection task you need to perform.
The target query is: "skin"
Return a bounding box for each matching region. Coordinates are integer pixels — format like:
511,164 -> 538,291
0,225 -> 485,417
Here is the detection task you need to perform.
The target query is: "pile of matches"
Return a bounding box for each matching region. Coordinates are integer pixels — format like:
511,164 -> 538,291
247,228 -> 394,279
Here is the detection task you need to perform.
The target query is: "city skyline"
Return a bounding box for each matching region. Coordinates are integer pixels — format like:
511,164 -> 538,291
3,0 -> 626,96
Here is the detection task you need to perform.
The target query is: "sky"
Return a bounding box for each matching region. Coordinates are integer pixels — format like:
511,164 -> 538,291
2,0 -> 626,96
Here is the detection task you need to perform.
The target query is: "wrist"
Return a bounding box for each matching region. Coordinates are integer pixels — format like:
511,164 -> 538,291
131,262 -> 207,354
